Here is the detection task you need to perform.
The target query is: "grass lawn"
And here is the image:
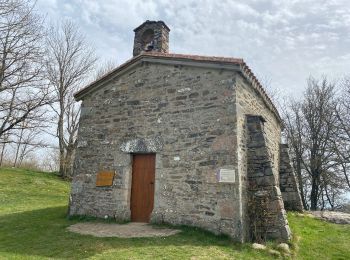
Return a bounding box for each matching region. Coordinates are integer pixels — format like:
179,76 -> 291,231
0,168 -> 349,259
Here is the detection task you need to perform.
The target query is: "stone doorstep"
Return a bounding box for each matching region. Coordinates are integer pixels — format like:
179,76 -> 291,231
67,222 -> 181,238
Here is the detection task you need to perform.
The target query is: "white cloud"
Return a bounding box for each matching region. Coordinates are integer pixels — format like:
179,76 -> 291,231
36,0 -> 350,96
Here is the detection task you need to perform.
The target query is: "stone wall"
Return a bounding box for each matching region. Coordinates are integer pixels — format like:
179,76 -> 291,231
246,115 -> 291,242
234,73 -> 282,241
279,144 -> 303,211
69,61 -> 244,240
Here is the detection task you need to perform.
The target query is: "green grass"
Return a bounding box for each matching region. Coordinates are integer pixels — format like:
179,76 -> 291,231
0,167 -> 349,259
288,212 -> 350,260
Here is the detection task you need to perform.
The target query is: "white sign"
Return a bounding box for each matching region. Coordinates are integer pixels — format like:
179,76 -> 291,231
217,169 -> 235,183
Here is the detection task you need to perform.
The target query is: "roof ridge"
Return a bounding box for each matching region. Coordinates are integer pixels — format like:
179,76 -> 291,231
141,52 -> 245,63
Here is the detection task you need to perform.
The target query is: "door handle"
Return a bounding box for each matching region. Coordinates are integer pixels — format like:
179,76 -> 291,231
150,182 -> 154,185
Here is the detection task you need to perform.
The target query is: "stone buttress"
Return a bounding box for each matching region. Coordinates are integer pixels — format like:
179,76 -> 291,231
246,115 -> 291,241
279,144 -> 303,211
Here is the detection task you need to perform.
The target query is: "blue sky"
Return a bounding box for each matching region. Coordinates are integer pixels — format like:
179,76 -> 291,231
36,0 -> 350,96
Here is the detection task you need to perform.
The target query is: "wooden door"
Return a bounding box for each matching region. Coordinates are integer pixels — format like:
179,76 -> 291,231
130,154 -> 155,222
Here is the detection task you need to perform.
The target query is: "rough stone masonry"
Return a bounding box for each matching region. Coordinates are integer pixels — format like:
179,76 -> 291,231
68,20 -> 302,242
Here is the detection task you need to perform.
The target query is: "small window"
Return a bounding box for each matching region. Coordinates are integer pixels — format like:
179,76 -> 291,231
141,29 -> 155,51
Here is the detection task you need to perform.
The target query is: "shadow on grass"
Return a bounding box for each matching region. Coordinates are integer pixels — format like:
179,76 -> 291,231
0,206 -> 256,259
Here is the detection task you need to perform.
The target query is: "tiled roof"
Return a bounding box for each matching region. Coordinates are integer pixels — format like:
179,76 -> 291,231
74,52 -> 281,122
141,52 -> 244,64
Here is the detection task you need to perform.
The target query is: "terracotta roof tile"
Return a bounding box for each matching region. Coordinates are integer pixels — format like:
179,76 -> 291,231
141,52 -> 244,64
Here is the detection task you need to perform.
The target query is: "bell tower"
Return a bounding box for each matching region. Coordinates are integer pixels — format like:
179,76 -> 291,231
133,20 -> 170,56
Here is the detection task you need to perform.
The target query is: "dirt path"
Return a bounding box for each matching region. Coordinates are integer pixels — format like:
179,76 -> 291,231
67,222 -> 180,238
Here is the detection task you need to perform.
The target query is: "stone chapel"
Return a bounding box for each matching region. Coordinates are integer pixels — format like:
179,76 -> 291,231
68,20 -> 303,242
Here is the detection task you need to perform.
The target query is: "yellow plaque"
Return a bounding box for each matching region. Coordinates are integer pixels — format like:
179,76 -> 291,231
96,171 -> 115,187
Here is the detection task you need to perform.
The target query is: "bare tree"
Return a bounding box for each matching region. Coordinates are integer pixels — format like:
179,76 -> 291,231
40,147 -> 59,172
44,20 -> 97,179
283,77 -> 339,210
333,77 -> 350,189
0,131 -> 9,166
61,87 -> 80,178
94,59 -> 118,81
0,0 -> 51,139
11,120 -> 46,167
256,74 -> 284,110
319,170 -> 346,211
282,100 -> 309,209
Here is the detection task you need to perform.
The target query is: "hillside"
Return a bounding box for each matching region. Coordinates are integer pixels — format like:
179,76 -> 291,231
0,168 -> 349,259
